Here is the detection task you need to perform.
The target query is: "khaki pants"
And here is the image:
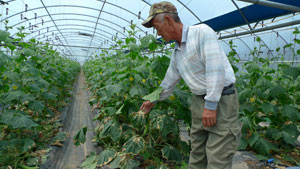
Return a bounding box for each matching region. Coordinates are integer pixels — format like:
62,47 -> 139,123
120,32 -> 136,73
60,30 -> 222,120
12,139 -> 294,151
188,89 -> 242,169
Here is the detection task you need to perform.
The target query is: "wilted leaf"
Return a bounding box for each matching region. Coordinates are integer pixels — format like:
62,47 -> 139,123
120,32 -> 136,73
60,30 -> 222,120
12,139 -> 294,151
73,126 -> 87,146
97,149 -> 116,166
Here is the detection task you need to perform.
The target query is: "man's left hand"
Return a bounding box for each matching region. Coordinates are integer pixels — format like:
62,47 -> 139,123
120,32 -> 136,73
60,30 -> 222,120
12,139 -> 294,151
202,108 -> 217,127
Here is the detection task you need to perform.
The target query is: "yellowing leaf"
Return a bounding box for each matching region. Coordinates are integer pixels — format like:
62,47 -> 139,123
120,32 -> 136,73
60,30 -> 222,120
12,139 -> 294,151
129,77 -> 134,81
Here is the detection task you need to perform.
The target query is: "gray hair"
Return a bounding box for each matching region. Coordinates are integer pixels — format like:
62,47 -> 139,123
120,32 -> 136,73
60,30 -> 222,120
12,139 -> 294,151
154,13 -> 181,23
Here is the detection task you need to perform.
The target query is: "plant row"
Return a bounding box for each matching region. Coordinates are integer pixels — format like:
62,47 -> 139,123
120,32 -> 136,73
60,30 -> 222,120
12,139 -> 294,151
0,27 -> 81,168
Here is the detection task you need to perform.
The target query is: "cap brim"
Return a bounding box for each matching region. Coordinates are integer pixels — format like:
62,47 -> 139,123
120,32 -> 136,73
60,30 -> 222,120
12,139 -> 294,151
142,15 -> 154,28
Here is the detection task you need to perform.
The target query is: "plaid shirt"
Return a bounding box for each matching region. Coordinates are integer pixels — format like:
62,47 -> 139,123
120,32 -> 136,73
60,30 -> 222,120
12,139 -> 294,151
159,24 -> 236,110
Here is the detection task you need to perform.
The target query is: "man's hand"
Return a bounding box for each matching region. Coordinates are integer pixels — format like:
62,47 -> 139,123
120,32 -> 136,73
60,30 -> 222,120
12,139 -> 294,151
140,100 -> 155,114
202,108 -> 217,127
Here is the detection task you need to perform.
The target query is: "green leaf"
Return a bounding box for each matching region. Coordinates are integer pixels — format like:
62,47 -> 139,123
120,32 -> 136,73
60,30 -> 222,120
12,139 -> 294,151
150,55 -> 170,80
266,128 -> 281,140
161,145 -> 182,161
238,137 -> 248,151
129,87 -> 140,97
261,103 -> 275,113
22,138 -> 36,153
106,84 -> 123,95
282,105 -> 300,122
0,110 -> 15,125
269,85 -> 285,98
142,86 -> 164,102
283,43 -> 293,48
281,124 -> 300,145
97,149 -> 116,166
109,156 -> 121,169
115,104 -> 124,115
128,43 -> 139,52
122,136 -> 145,155
253,136 -> 278,155
282,67 -> 300,80
0,30 -> 9,42
28,101 -> 44,112
11,113 -> 39,129
140,35 -> 156,48
52,132 -> 67,142
248,133 -> 260,147
0,90 -> 25,103
122,159 -> 140,169
81,153 -> 97,169
73,126 -> 87,146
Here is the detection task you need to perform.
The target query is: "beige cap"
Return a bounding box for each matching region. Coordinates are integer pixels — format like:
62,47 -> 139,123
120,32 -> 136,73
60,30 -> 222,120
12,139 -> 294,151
142,1 -> 178,28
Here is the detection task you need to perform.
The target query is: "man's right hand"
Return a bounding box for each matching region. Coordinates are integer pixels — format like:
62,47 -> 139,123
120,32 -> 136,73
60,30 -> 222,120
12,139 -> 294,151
140,100 -> 155,114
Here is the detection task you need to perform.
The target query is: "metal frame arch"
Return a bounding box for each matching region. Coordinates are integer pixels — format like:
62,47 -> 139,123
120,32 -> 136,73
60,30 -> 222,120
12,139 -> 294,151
10,13 -> 133,34
28,27 -> 115,43
1,5 -> 146,33
35,32 -> 107,45
35,31 -> 112,45
96,0 -> 145,20
230,25 -> 275,56
50,38 -> 103,46
24,24 -> 116,42
11,18 -> 128,39
220,30 -> 252,51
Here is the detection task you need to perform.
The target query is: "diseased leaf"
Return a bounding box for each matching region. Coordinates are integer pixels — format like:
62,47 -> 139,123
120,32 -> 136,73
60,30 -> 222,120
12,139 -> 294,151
122,136 -> 145,155
109,156 -> 121,169
100,120 -> 122,142
97,149 -> 116,166
81,153 -> 97,169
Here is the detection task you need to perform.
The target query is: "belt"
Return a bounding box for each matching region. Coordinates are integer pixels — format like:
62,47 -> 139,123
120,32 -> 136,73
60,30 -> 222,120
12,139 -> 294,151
199,84 -> 235,99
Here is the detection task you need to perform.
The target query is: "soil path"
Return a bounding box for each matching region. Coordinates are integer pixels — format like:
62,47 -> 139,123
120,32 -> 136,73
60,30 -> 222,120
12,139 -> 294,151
50,72 -> 96,169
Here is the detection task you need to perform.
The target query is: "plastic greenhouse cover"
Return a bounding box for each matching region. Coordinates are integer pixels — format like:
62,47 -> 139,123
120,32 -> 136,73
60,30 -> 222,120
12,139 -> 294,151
0,0 -> 300,63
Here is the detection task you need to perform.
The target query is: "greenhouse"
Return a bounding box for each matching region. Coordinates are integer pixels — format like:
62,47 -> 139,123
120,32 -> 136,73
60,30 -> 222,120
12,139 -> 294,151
0,0 -> 300,168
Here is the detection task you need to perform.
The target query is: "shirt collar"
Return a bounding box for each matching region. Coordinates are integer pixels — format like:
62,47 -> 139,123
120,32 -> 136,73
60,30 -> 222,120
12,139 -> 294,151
175,24 -> 189,50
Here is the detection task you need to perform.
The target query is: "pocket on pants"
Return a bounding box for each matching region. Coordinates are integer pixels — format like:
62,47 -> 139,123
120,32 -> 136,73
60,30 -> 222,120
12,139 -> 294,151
228,120 -> 243,149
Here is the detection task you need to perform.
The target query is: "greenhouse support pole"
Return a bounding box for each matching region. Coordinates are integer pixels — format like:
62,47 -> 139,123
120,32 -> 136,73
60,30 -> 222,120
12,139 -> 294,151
219,20 -> 300,39
237,0 -> 300,12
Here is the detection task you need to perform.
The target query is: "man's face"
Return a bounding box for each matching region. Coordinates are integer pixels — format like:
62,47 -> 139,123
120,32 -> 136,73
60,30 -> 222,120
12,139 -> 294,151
152,16 -> 171,42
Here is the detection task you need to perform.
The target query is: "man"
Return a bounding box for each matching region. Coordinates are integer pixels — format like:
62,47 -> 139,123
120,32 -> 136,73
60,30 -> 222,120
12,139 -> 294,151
140,1 -> 242,169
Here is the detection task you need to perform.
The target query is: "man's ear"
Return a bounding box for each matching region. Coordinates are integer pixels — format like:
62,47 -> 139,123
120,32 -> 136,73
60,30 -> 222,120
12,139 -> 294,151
164,15 -> 173,26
